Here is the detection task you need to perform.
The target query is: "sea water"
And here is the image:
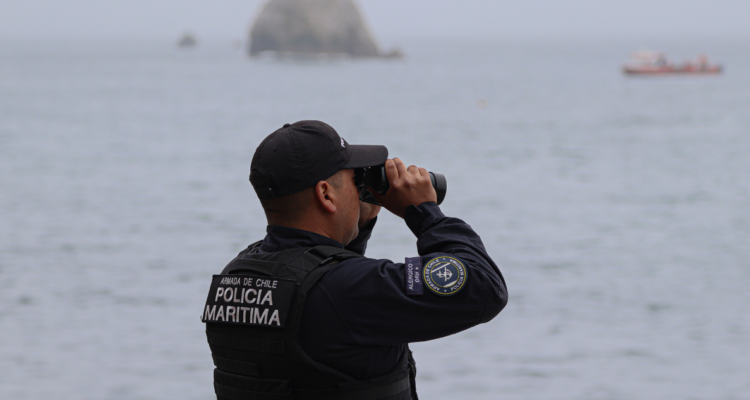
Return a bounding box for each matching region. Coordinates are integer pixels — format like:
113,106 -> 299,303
1,37 -> 749,399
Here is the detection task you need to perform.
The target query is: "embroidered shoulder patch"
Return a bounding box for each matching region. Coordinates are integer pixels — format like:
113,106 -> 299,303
423,256 -> 468,296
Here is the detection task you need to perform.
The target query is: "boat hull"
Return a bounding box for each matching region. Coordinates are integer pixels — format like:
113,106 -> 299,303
623,66 -> 722,75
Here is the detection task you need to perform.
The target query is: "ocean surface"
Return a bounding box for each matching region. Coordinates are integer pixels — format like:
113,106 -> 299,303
1,37 -> 749,400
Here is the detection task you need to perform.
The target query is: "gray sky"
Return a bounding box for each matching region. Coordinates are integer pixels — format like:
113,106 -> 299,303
1,0 -> 748,40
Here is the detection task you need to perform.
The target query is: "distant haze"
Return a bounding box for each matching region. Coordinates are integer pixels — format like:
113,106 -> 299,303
1,0 -> 749,41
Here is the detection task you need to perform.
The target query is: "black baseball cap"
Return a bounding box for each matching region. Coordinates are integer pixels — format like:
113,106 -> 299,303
250,120 -> 388,199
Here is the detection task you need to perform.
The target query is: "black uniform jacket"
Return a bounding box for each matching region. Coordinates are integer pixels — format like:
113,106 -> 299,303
257,202 -> 508,381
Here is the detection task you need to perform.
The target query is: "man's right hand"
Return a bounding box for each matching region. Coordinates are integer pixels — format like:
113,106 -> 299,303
372,158 -> 437,219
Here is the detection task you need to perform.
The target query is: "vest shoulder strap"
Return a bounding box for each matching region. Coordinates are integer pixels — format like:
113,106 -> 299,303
221,245 -> 362,283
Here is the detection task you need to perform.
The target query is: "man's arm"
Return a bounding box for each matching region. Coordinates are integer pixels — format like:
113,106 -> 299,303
344,201 -> 381,255
306,157 -> 506,345
344,216 -> 377,255
309,202 -> 507,345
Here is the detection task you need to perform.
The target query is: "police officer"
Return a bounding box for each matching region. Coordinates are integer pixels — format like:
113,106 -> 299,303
202,120 -> 507,400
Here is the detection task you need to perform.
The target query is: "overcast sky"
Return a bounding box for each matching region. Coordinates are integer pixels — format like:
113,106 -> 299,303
1,0 -> 748,41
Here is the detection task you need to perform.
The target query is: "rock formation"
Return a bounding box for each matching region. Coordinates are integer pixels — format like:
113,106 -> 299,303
177,33 -> 197,48
249,0 -> 398,58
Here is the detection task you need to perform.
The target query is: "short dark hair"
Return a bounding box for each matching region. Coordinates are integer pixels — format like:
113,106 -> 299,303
259,172 -> 344,225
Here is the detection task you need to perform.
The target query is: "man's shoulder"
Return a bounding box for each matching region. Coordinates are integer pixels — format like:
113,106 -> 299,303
316,254 -> 397,290
219,243 -> 366,275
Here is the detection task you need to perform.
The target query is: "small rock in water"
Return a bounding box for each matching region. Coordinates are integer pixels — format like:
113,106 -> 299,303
178,33 -> 197,48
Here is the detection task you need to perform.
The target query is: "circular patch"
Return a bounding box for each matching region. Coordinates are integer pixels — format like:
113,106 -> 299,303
423,256 -> 468,296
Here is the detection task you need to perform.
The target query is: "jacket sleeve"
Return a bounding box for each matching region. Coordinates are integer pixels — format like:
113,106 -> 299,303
307,202 -> 508,345
343,217 -> 377,256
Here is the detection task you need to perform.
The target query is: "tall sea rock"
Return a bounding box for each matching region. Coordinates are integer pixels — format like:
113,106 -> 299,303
249,0 -> 389,58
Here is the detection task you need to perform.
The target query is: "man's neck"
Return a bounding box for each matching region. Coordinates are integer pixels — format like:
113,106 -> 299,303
261,225 -> 345,253
266,219 -> 340,244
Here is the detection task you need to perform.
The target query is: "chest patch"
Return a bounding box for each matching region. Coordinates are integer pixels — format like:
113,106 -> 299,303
405,257 -> 423,295
201,275 -> 296,328
423,256 -> 468,296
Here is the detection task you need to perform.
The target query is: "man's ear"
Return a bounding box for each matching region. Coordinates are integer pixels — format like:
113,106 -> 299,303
314,180 -> 337,214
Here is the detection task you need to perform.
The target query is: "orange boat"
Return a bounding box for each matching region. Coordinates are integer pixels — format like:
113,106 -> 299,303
623,51 -> 722,75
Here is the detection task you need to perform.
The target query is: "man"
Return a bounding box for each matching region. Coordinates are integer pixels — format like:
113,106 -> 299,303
202,120 -> 507,400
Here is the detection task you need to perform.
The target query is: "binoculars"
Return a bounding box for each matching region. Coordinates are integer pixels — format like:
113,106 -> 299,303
355,165 -> 447,206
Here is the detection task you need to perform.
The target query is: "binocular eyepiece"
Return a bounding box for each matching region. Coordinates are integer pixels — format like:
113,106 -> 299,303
355,165 -> 447,206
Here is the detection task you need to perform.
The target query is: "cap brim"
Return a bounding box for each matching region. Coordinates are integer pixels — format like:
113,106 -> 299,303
344,144 -> 389,168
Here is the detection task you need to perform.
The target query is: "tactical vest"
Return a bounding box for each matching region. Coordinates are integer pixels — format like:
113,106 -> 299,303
202,242 -> 418,400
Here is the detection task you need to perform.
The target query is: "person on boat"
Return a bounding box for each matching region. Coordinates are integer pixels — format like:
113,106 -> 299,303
201,120 -> 508,400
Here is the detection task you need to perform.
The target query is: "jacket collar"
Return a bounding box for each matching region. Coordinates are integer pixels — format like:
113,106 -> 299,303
260,225 -> 344,253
